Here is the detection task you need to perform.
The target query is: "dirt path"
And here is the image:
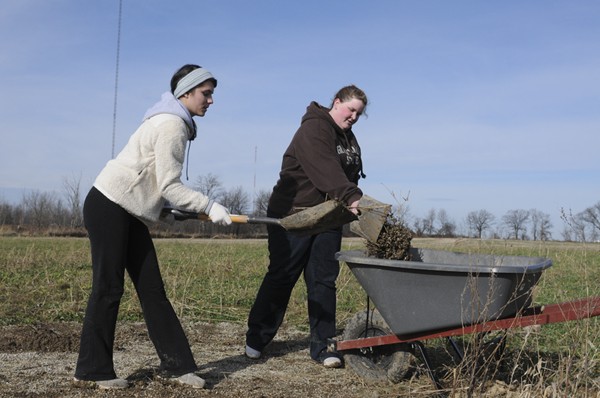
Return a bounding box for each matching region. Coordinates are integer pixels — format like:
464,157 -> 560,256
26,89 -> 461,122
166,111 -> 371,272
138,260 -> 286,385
6,321 -> 590,397
0,321 -> 418,398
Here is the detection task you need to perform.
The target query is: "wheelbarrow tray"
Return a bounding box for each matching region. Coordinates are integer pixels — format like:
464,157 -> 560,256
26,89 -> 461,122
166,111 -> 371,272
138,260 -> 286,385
336,248 -> 552,337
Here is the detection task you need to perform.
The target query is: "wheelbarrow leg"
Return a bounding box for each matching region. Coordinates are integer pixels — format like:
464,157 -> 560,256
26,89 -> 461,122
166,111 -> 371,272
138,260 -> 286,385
446,332 -> 508,365
447,336 -> 464,362
412,341 -> 445,392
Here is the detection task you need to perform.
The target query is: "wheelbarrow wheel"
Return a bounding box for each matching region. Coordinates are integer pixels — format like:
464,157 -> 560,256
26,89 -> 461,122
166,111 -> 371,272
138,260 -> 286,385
342,310 -> 413,383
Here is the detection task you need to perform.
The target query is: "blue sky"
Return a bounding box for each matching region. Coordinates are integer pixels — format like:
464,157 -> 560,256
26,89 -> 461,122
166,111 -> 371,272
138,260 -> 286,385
1,1 -> 598,237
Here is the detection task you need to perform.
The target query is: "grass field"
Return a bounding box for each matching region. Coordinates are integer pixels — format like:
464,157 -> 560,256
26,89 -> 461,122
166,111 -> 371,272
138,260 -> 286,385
0,236 -> 598,395
1,237 -> 598,327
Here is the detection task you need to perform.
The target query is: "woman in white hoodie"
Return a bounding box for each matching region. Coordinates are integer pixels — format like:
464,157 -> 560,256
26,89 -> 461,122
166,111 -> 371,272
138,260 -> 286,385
74,64 -> 231,390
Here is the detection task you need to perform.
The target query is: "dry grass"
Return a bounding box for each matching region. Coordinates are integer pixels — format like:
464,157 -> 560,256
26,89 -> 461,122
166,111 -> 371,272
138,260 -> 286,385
0,236 -> 598,396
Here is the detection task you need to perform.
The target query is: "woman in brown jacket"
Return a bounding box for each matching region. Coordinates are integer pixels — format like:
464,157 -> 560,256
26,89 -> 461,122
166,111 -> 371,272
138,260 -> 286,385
245,85 -> 368,367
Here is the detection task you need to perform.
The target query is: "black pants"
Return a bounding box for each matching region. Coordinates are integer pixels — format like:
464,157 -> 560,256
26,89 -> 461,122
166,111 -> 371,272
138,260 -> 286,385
75,187 -> 197,381
246,222 -> 342,360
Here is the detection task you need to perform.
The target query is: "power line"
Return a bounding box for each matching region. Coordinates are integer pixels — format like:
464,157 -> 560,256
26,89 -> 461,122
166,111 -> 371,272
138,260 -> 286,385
111,0 -> 123,159
253,145 -> 257,213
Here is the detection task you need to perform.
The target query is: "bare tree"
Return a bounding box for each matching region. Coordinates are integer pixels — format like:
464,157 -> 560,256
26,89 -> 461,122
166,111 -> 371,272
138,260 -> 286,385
221,186 -> 250,215
529,209 -> 553,241
561,206 -> 598,242
192,174 -> 226,237
561,208 -> 586,242
423,208 -> 436,236
13,203 -> 25,227
194,173 -> 224,200
22,190 -> 63,228
581,201 -> 600,236
411,218 -> 422,237
539,216 -> 553,241
466,209 -> 495,239
436,209 -> 456,237
218,186 -> 249,236
560,225 -> 573,242
502,209 -> 530,240
253,189 -> 271,216
0,199 -> 15,225
63,174 -> 83,228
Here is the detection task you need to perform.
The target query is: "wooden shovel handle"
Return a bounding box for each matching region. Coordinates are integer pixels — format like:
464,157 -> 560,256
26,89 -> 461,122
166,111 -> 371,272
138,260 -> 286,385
201,213 -> 281,226
165,208 -> 281,226
198,214 -> 250,224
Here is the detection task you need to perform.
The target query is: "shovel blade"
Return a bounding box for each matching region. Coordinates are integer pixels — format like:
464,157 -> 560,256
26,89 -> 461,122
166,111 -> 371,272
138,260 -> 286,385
280,200 -> 357,233
349,195 -> 392,242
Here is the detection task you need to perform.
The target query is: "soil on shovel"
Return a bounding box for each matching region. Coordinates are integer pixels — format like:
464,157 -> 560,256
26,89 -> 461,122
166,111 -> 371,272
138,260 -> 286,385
365,215 -> 413,260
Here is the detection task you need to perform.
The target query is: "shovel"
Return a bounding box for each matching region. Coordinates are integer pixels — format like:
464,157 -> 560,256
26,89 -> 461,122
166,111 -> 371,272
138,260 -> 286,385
349,195 -> 392,242
162,194 -> 390,241
165,208 -> 282,227
162,200 -> 356,233
285,194 -> 392,241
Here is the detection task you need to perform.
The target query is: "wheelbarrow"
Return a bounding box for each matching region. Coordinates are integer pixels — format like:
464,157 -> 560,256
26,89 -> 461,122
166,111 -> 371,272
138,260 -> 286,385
329,249 -> 600,390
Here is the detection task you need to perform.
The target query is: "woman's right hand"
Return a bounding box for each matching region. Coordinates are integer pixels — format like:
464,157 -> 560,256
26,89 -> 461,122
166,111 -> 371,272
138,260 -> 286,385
349,199 -> 361,215
208,202 -> 232,225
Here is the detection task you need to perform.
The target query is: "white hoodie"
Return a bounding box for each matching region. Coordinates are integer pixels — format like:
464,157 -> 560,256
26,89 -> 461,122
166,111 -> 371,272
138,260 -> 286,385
94,92 -> 212,223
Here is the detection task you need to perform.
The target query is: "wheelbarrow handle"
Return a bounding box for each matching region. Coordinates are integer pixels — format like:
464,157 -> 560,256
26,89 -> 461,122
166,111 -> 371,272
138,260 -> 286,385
163,208 -> 282,226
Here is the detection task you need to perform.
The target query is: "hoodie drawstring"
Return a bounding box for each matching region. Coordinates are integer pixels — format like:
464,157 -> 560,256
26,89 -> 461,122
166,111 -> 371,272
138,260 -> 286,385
185,141 -> 192,181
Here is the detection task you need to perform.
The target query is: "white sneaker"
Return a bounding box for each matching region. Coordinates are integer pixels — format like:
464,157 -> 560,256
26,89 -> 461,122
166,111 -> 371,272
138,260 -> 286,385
323,356 -> 342,368
173,372 -> 206,389
73,377 -> 129,389
245,345 -> 261,359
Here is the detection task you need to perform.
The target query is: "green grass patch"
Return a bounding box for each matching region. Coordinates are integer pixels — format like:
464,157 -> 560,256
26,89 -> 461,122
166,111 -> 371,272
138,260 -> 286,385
1,237 -> 598,349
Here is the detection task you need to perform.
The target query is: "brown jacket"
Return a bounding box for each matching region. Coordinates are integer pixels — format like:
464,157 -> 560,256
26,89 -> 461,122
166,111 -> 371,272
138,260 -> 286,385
268,101 -> 364,216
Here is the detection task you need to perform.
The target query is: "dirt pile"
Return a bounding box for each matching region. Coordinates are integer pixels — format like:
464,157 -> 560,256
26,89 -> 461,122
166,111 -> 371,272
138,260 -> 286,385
0,323 -> 80,353
365,215 -> 413,260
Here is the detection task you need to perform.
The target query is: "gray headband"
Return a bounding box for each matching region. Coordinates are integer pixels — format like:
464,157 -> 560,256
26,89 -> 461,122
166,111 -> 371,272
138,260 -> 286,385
173,68 -> 216,98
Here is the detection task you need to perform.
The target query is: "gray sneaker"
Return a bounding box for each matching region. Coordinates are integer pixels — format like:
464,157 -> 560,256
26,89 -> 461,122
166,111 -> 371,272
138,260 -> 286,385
173,372 -> 206,389
316,352 -> 343,369
73,377 -> 129,389
323,356 -> 342,368
245,345 -> 261,359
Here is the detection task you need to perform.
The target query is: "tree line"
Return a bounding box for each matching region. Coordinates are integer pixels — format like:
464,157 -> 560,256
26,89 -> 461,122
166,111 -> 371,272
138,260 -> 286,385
1,174 -> 599,242
0,174 -> 271,238
411,208 -> 554,240
398,201 -> 600,242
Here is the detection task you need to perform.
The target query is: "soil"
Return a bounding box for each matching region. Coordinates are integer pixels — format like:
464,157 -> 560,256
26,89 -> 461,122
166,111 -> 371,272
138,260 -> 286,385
366,216 -> 413,260
0,321 -> 418,398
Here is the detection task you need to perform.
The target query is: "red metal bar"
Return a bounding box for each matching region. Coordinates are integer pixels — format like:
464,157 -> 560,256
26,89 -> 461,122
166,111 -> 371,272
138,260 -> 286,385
336,296 -> 600,352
